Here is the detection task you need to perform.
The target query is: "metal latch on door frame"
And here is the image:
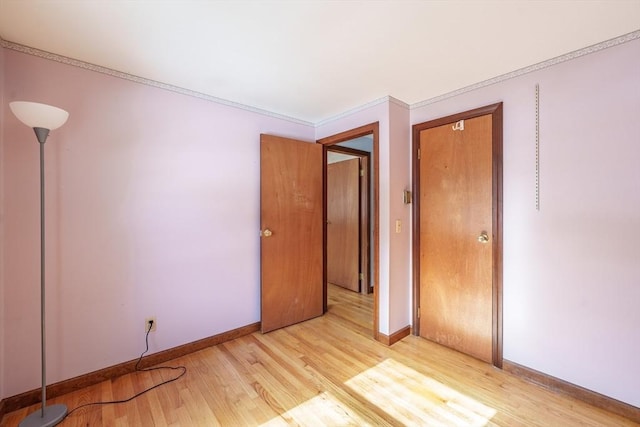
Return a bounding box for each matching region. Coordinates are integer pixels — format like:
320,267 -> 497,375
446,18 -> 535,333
452,120 -> 464,131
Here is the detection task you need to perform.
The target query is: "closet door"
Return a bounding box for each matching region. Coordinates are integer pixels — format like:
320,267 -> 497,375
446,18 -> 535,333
419,114 -> 494,363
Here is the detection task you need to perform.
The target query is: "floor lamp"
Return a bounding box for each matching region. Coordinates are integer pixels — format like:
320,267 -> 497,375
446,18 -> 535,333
10,101 -> 69,427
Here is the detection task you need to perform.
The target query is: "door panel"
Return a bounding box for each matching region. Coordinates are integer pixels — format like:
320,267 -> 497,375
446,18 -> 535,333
419,115 -> 493,362
359,156 -> 370,294
327,158 -> 360,292
260,134 -> 323,333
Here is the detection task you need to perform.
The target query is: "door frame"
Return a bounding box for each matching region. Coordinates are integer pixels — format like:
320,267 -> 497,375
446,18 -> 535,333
327,145 -> 372,294
318,122 -> 379,338
411,103 -> 503,367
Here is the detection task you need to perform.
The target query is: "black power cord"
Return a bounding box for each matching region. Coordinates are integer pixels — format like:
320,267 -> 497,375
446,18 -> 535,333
61,320 -> 187,422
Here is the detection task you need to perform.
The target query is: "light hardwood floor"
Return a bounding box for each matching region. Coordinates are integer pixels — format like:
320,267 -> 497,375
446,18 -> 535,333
2,285 -> 637,426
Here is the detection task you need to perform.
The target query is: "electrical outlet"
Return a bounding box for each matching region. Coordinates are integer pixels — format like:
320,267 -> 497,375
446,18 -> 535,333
145,317 -> 157,332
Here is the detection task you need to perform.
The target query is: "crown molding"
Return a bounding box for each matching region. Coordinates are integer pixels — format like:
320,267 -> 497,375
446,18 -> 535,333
411,30 -> 640,110
389,96 -> 410,109
0,38 -> 314,127
314,30 -> 640,126
315,95 -> 409,128
3,30 -> 638,126
315,96 -> 388,128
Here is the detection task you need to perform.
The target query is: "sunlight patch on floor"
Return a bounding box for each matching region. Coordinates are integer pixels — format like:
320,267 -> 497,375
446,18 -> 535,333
259,391 -> 370,427
344,358 -> 497,426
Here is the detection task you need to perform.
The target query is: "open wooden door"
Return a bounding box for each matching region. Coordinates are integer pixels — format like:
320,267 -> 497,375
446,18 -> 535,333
327,157 -> 360,292
260,134 -> 324,333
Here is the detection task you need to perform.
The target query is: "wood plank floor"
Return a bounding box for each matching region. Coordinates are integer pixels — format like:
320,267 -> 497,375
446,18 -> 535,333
2,284 -> 636,426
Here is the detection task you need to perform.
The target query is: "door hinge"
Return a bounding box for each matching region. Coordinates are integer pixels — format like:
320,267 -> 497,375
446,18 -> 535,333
417,148 -> 421,160
360,168 -> 364,177
359,273 -> 364,281
417,307 -> 421,318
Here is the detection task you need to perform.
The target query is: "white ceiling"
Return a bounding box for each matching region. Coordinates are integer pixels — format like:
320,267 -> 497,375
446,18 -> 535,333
327,151 -> 358,164
1,1 -> 639,123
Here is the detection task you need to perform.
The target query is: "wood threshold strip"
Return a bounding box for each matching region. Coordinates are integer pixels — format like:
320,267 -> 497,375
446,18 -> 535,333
0,322 -> 260,419
376,325 -> 411,346
503,360 -> 640,423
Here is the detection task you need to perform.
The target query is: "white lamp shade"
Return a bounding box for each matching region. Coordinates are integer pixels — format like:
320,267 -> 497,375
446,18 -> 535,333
9,101 -> 69,130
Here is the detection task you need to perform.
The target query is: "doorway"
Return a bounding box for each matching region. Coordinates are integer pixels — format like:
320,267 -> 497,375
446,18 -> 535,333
318,123 -> 379,338
412,104 -> 503,367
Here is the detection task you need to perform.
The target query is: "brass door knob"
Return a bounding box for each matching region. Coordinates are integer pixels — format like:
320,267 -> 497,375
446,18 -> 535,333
477,231 -> 489,243
262,229 -> 273,237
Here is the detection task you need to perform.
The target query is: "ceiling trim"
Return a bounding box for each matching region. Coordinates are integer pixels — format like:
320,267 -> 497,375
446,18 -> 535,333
411,30 -> 640,110
315,95 -> 409,128
2,29 -> 638,127
0,37 -> 315,127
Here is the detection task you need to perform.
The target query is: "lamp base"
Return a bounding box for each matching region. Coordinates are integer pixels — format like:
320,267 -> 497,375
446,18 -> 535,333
18,404 -> 67,427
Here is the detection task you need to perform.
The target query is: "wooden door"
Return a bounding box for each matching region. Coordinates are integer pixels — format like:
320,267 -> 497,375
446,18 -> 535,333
327,157 -> 360,292
359,156 -> 370,294
419,114 -> 494,363
260,134 -> 323,333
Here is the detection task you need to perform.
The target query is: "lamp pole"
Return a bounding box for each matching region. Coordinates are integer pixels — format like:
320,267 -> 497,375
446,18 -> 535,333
10,103 -> 69,427
37,128 -> 48,417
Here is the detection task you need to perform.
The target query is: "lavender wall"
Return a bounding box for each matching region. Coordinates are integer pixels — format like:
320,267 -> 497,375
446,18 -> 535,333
411,39 -> 640,407
387,101 -> 411,334
0,43 -> 6,401
1,49 -> 314,398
